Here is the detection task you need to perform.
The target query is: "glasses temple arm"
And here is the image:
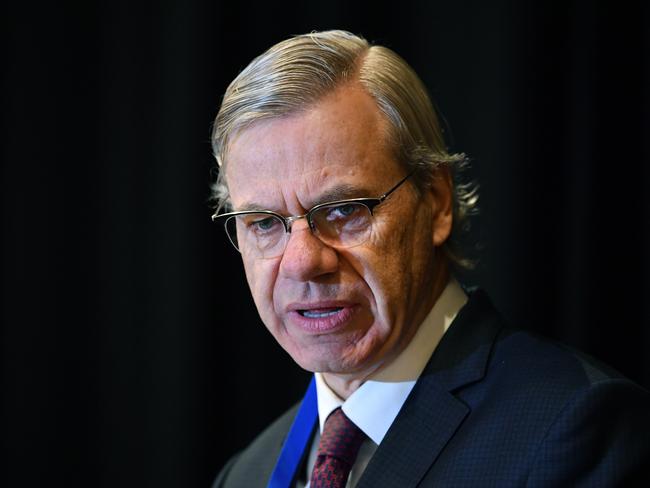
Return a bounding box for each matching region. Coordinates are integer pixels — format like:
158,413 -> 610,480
378,171 -> 415,202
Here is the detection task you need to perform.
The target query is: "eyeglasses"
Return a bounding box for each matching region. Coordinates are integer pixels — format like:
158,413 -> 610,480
212,172 -> 414,258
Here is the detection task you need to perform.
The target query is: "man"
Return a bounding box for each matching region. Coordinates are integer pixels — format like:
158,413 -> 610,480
210,30 -> 649,487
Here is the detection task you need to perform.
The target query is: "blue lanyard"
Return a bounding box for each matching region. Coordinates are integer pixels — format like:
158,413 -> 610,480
267,376 -> 318,488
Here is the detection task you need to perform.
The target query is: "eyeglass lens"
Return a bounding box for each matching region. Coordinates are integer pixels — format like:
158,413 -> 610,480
225,202 -> 373,258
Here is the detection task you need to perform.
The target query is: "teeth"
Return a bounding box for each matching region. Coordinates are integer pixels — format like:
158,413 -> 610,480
301,308 -> 342,318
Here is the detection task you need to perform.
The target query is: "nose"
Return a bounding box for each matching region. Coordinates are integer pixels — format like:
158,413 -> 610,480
279,220 -> 339,281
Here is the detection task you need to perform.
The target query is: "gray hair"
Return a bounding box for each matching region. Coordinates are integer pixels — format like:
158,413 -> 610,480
210,30 -> 478,267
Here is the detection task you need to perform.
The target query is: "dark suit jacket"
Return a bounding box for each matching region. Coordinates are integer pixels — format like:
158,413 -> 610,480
214,290 -> 650,487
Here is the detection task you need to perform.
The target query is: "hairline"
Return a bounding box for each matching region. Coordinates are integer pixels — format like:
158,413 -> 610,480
210,30 -> 478,268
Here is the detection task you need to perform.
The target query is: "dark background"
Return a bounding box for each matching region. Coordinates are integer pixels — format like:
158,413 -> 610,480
3,1 -> 649,486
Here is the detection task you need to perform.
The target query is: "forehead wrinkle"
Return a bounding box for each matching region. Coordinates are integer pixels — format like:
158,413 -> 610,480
226,85 -> 396,214
235,180 -> 376,215
311,182 -> 375,206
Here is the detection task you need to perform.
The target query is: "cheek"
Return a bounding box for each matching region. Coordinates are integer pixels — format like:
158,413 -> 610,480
242,257 -> 279,321
362,207 -> 435,309
346,242 -> 405,329
366,213 -> 417,277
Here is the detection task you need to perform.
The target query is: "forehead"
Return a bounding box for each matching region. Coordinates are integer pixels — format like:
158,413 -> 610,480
224,84 -> 402,210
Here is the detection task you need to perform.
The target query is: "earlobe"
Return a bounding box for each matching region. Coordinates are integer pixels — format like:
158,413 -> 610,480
429,168 -> 454,247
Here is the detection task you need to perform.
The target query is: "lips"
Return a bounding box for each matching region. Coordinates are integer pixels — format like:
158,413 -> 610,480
298,307 -> 343,318
287,301 -> 357,333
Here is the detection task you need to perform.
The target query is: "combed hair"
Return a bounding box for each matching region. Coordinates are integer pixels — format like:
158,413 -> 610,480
210,30 -> 478,267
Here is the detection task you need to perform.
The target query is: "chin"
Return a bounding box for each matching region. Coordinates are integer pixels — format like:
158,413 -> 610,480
295,349 -> 338,372
301,354 -> 375,377
287,347 -> 353,374
282,331 -> 381,376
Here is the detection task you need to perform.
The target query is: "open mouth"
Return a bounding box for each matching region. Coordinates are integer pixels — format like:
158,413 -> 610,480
298,307 -> 343,318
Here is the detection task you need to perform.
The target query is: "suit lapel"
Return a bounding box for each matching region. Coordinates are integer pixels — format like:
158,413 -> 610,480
357,290 -> 504,488
356,374 -> 469,487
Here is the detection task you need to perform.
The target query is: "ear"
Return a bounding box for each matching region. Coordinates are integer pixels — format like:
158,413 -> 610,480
428,167 -> 454,247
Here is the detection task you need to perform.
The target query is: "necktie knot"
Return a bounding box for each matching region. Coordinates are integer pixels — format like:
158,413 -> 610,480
310,408 -> 366,488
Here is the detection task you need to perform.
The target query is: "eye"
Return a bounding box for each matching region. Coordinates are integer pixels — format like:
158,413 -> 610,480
250,216 -> 280,232
327,203 -> 360,220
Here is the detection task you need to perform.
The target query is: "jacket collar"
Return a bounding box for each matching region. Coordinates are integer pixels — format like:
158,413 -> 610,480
357,289 -> 505,488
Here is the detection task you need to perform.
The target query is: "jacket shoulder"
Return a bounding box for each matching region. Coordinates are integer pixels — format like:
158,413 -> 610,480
212,402 -> 302,488
443,291 -> 650,484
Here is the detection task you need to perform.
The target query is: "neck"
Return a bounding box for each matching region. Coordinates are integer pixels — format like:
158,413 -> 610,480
322,261 -> 451,400
320,374 -> 364,400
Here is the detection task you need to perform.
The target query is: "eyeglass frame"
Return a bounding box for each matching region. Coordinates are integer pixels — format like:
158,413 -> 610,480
211,171 -> 415,254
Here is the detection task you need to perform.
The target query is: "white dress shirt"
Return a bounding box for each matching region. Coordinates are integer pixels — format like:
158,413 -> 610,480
298,279 -> 468,487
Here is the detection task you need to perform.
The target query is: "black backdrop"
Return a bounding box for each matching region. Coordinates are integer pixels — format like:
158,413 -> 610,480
3,1 -> 649,486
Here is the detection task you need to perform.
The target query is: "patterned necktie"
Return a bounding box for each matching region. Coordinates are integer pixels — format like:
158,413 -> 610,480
310,407 -> 366,488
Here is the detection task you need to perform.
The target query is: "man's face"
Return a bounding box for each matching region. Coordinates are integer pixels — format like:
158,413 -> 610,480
225,84 -> 452,382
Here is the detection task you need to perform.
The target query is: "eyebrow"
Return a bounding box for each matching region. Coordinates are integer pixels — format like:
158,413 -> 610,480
235,183 -> 373,213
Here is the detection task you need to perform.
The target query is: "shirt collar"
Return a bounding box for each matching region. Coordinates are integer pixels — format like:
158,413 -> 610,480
314,278 -> 467,445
